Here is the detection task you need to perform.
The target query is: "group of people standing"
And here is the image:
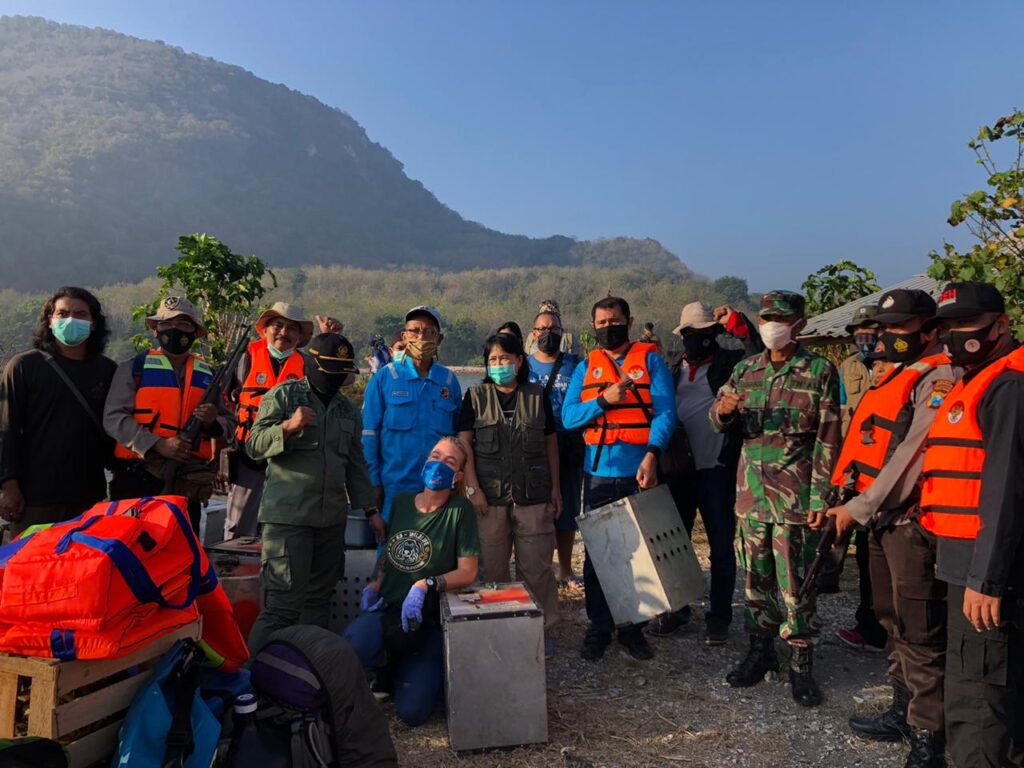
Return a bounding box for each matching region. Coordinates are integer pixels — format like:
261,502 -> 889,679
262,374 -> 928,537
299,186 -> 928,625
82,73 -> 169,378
0,280 -> 1020,767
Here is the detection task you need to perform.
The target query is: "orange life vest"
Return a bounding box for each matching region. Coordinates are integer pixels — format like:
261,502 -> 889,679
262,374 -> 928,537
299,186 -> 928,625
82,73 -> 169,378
831,353 -> 950,492
580,342 -> 656,446
235,340 -> 305,444
0,496 -> 249,669
113,351 -> 215,462
918,346 -> 1024,539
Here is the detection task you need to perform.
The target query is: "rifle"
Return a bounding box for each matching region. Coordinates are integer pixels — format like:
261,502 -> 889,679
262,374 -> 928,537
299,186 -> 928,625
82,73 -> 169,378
798,487 -> 850,601
162,325 -> 253,493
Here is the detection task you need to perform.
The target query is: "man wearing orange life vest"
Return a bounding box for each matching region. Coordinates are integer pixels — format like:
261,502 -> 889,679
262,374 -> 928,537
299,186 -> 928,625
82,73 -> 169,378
919,282 -> 1024,768
562,295 -> 677,662
104,297 -> 230,532
224,302 -> 313,540
825,289 -> 958,768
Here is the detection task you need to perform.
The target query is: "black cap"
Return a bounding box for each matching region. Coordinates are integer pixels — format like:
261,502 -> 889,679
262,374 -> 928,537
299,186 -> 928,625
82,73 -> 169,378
871,289 -> 937,324
306,333 -> 358,374
844,303 -> 879,334
935,281 -> 1005,319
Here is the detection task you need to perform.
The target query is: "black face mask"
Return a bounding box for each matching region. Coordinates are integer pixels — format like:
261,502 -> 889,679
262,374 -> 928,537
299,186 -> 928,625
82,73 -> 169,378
307,368 -> 347,395
682,332 -> 718,361
595,324 -> 629,350
158,328 -> 197,354
879,330 -> 926,363
537,331 -> 562,355
940,323 -> 999,367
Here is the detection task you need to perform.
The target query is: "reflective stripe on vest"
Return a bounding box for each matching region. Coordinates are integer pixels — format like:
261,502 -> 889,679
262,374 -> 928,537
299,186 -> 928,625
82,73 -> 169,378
235,340 -> 306,444
579,342 -> 656,446
831,353 -> 949,492
113,351 -> 215,461
919,346 -> 1024,539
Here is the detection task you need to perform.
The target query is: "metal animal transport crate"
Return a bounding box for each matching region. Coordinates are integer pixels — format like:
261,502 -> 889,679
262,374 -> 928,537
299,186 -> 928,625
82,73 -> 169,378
442,582 -> 547,751
327,548 -> 378,633
207,537 -> 263,642
577,484 -> 705,626
0,620 -> 201,768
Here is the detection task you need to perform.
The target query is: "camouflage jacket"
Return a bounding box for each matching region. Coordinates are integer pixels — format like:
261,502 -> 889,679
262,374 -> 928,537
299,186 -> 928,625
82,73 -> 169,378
710,346 -> 840,525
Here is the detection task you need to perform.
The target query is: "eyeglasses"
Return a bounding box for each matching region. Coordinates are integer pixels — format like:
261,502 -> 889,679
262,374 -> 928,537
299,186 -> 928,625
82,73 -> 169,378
403,326 -> 439,340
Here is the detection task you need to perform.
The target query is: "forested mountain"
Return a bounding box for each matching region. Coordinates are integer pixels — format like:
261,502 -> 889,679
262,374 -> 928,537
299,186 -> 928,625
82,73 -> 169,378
0,16 -> 688,289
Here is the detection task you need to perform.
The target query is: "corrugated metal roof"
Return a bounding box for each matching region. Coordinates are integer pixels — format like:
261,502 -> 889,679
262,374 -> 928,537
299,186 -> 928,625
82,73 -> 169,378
799,274 -> 944,342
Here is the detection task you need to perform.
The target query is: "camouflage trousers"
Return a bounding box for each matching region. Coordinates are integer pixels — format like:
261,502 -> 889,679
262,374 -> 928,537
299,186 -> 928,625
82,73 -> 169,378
736,518 -> 822,646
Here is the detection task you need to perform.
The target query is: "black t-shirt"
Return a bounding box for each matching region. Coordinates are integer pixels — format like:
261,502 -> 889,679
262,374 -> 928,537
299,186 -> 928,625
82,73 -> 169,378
457,385 -> 556,434
0,349 -> 117,506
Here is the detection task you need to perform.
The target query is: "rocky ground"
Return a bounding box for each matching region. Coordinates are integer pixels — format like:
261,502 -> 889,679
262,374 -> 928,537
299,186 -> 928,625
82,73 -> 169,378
386,524 -> 909,768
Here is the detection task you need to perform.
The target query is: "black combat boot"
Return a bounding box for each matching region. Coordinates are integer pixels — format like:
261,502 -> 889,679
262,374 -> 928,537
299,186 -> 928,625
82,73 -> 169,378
726,635 -> 778,687
905,727 -> 945,768
849,684 -> 912,742
788,645 -> 822,707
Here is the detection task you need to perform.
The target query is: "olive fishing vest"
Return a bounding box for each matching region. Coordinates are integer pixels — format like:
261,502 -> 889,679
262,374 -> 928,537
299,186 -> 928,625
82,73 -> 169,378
469,382 -> 551,506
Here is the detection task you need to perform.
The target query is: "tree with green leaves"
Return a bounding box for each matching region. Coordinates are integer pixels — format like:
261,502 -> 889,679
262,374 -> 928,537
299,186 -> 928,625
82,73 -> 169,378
801,260 -> 880,316
131,234 -> 277,365
928,111 -> 1024,338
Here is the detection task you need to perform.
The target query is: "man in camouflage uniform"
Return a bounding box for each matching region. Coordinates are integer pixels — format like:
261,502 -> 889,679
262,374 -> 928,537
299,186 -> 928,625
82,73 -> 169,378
711,290 -> 841,706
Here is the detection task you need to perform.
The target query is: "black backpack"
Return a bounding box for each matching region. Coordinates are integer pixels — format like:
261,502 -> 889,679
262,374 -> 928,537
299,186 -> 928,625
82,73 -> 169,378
230,625 -> 397,768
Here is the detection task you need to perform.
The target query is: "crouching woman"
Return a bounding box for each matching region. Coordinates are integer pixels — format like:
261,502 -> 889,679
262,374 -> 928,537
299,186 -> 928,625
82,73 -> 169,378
343,436 -> 479,726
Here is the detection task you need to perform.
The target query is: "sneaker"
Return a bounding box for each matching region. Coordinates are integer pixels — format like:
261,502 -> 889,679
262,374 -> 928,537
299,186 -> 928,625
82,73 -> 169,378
836,627 -> 886,653
618,632 -> 654,661
647,606 -> 691,637
704,621 -> 729,647
580,631 -> 611,661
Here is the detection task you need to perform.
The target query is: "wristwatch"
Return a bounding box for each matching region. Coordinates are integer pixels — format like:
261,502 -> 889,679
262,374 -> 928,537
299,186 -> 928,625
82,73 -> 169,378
363,506 -> 380,519
465,486 -> 477,497
425,577 -> 437,592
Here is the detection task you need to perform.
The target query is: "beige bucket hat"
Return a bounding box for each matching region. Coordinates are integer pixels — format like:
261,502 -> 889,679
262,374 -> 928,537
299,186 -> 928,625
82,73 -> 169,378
146,296 -> 207,337
255,302 -> 314,347
672,301 -> 718,335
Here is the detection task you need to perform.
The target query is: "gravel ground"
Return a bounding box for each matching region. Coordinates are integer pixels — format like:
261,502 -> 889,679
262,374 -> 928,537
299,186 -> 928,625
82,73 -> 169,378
385,523 -> 910,768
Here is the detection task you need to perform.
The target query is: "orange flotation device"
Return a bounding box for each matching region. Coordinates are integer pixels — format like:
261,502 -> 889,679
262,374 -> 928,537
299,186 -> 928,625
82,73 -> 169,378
0,496 -> 248,669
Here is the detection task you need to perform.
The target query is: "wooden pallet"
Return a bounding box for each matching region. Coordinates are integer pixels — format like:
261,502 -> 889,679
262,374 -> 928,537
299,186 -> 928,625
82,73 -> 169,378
0,620 -> 201,768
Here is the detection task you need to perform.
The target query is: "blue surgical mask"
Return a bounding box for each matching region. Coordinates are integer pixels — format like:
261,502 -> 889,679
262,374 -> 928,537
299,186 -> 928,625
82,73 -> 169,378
267,344 -> 296,361
488,364 -> 517,386
421,460 -> 457,491
51,317 -> 91,347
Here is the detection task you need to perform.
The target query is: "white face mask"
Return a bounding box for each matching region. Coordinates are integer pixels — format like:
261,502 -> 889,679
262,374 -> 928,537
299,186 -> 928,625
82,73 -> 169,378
760,321 -> 794,351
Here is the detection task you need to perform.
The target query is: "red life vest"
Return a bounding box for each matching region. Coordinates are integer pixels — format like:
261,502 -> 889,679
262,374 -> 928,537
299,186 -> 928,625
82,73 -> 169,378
831,353 -> 950,492
580,342 -> 656,446
919,346 -> 1024,539
235,340 -> 305,444
0,496 -> 249,669
113,351 -> 216,462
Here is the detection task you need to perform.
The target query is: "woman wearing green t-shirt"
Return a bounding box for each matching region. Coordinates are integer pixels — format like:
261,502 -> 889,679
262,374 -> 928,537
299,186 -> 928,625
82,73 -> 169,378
343,436 -> 480,726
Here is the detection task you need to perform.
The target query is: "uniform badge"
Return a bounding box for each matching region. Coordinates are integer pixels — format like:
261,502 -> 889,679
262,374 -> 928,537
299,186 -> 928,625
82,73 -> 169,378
964,338 -> 981,354
929,379 -> 953,408
163,296 -> 180,309
592,367 -> 603,379
440,386 -> 450,401
882,295 -> 895,309
255,373 -> 268,385
938,288 -> 957,307
627,367 -> 644,380
947,402 -> 965,425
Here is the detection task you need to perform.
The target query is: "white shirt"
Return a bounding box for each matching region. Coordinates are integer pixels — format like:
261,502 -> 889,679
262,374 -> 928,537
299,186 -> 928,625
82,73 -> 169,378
675,362 -> 725,470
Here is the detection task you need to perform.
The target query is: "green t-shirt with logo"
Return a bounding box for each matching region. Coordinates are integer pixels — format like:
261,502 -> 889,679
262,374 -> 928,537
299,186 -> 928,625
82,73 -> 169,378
380,491 -> 481,608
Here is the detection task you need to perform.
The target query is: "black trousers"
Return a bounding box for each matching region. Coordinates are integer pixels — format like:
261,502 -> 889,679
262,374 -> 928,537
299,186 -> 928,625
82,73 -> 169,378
870,523 -> 947,733
945,582 -> 1024,768
108,463 -> 202,533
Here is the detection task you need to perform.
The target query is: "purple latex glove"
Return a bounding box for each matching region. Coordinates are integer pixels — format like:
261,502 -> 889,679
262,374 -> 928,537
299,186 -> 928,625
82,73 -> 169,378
401,584 -> 427,632
360,586 -> 384,613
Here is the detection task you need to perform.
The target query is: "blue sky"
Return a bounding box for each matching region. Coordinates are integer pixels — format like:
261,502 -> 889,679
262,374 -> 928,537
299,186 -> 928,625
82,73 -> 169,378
1,1 -> 1020,290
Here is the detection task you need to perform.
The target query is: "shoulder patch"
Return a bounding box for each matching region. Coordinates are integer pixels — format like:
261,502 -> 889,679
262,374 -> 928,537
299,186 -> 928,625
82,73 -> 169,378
928,380 -> 953,408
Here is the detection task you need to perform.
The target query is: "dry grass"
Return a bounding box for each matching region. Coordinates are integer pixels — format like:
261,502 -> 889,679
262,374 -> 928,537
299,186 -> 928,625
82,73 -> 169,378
385,524 -> 908,768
